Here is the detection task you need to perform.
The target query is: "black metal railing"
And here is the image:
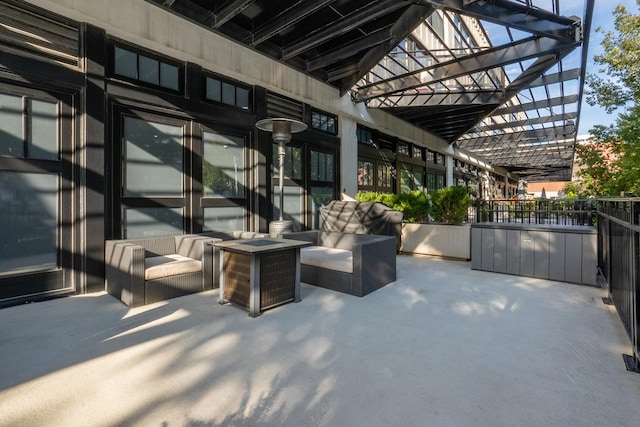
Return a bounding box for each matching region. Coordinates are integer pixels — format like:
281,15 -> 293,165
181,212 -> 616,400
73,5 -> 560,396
598,198 -> 640,369
474,199 -> 597,226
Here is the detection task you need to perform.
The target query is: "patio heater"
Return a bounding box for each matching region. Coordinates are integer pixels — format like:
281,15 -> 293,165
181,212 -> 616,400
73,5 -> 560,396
255,117 -> 307,237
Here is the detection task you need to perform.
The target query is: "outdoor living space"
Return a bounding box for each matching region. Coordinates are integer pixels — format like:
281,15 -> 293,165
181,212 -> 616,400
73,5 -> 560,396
2,254 -> 640,426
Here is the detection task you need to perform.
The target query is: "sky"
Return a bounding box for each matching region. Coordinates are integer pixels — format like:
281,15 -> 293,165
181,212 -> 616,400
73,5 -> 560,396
573,0 -> 639,135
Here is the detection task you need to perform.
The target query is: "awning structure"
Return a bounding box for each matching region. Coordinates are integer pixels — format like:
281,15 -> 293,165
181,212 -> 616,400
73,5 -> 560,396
148,0 -> 595,182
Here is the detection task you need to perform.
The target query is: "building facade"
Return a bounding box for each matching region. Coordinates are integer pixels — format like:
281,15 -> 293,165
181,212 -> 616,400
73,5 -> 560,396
0,0 -> 513,306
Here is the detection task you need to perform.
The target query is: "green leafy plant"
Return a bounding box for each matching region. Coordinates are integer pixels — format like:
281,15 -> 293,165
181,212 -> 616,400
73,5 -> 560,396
430,186 -> 470,225
356,190 -> 430,223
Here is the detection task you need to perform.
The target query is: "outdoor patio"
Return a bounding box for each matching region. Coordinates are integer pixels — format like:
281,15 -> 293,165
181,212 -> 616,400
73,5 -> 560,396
1,254 -> 640,427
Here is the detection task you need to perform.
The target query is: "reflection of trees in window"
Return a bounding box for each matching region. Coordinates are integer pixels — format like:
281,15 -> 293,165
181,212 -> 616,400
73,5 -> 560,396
123,117 -> 183,197
203,132 -> 244,199
377,163 -> 393,189
310,151 -> 334,182
272,144 -> 302,180
0,172 -> 57,273
358,160 -> 373,186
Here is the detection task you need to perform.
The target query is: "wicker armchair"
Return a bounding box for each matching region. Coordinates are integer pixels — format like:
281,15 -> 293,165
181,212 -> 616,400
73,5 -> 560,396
281,230 -> 397,297
105,234 -> 218,307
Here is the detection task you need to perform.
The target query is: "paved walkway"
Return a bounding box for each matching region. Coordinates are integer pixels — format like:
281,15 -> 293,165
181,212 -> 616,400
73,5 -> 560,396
1,255 -> 640,426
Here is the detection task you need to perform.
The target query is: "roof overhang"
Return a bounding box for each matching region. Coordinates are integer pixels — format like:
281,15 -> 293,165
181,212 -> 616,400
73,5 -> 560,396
147,0 -> 595,182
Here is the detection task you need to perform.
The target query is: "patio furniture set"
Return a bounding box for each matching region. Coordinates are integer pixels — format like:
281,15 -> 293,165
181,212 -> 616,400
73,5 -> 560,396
105,202 -> 403,315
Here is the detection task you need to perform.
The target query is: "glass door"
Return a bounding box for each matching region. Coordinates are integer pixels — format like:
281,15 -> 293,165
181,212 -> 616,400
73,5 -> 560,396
0,86 -> 74,302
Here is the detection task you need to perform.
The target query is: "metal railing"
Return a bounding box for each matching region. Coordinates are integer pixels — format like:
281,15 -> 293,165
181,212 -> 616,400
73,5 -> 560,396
473,199 -> 597,226
598,198 -> 640,370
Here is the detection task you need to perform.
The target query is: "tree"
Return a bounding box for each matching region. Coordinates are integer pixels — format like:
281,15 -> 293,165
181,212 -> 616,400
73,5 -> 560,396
581,2 -> 640,195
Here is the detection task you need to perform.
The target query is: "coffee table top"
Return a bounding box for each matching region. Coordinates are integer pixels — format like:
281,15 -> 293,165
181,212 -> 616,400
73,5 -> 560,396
211,238 -> 311,254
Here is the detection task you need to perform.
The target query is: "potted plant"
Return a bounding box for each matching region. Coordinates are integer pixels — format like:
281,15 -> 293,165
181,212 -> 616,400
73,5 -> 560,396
430,186 -> 471,225
357,187 -> 472,259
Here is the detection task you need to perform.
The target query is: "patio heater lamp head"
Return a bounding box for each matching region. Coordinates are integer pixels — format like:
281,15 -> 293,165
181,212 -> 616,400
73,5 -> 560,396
255,118 -> 307,143
255,118 -> 307,237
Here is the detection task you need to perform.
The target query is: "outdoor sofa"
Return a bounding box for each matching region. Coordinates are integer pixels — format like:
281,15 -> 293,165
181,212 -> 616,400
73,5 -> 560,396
281,230 -> 397,297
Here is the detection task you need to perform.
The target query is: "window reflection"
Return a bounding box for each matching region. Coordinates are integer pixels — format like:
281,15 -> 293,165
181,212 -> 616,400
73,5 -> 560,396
203,132 -> 245,199
0,172 -> 58,275
123,116 -> 183,197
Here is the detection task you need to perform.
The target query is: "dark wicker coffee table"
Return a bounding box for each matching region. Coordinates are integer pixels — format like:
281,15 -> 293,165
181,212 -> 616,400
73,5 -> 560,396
212,238 -> 311,317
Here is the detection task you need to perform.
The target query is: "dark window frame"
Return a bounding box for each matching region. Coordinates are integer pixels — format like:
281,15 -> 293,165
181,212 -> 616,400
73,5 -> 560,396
310,109 -> 338,135
108,41 -> 185,94
203,72 -> 252,112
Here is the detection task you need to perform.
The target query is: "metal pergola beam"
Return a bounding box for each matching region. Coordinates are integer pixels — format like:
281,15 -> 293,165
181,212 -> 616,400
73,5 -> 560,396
338,3 -> 434,94
249,0 -> 337,46
355,36 -> 578,101
212,0 -> 255,28
307,29 -> 392,72
282,0 -> 408,60
422,0 -> 580,42
528,68 -> 581,88
458,125 -> 576,147
475,112 -> 578,132
491,94 -> 579,116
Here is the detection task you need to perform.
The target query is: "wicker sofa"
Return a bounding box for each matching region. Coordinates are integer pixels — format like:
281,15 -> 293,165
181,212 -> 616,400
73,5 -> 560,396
281,230 -> 397,297
105,231 -> 266,307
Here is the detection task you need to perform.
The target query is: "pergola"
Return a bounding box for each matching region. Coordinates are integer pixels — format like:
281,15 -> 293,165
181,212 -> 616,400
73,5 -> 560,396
148,0 -> 595,182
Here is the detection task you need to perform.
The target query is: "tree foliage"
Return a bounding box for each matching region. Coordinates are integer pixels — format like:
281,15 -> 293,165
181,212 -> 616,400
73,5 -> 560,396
580,2 -> 640,196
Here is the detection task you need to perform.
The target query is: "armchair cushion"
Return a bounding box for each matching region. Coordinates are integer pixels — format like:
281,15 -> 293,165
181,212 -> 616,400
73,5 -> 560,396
300,246 -> 352,273
145,254 -> 203,281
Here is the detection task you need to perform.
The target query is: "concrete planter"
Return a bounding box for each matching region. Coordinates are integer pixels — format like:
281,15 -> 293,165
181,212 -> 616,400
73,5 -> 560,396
400,223 -> 471,260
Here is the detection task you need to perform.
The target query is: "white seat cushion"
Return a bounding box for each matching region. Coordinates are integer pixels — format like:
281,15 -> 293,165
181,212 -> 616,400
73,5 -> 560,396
300,246 -> 353,273
145,254 -> 202,280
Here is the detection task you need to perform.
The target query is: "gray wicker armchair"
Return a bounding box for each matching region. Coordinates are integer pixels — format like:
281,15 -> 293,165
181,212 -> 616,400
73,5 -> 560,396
281,230 -> 397,297
105,234 -> 218,307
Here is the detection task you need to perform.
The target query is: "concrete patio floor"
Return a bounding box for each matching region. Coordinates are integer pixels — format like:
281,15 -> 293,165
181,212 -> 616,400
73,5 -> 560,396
1,255 -> 640,426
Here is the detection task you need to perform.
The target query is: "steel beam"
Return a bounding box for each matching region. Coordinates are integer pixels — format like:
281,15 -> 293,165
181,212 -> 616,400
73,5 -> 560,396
491,95 -> 579,116
339,4 -> 434,94
458,125 -> 576,147
282,0 -> 407,60
307,29 -> 392,72
422,0 -> 581,42
212,0 -> 255,28
249,0 -> 338,46
475,112 -> 578,132
528,68 -> 581,88
355,36 -> 578,101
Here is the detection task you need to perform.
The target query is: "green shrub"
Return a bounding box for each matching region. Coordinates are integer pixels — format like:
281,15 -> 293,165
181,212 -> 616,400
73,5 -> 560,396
356,190 -> 430,223
430,186 -> 470,225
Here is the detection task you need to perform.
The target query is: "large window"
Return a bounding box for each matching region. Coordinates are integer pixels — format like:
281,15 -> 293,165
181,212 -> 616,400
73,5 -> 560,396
121,115 -> 185,238
310,150 -> 335,229
401,166 -> 425,193
427,173 -> 445,192
357,158 -> 395,193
